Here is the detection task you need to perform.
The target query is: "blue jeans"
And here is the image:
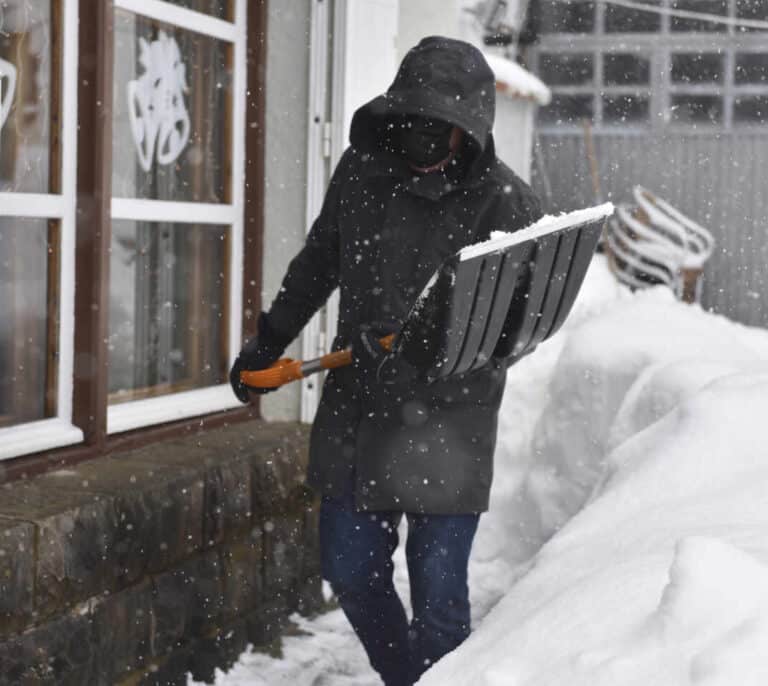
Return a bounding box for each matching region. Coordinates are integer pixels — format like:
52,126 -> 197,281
320,491 -> 480,686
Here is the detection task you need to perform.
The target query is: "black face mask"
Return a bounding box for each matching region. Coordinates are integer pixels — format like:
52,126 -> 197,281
400,116 -> 454,167
380,115 -> 454,167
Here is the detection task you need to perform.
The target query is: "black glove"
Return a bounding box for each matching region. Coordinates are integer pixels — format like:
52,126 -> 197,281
350,323 -> 389,372
229,312 -> 292,402
351,321 -> 409,392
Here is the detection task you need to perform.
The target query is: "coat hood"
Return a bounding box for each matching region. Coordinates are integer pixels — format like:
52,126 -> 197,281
350,36 -> 496,154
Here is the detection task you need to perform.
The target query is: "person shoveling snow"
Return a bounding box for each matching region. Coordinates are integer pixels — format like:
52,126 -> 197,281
229,36 -> 608,686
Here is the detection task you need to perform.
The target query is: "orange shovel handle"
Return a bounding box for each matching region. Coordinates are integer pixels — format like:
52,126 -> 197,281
240,334 -> 395,389
239,358 -> 304,389
319,333 -> 395,371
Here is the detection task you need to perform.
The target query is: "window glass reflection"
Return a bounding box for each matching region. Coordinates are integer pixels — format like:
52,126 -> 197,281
108,221 -> 228,403
670,95 -> 723,124
539,94 -> 594,125
112,9 -> 233,203
0,217 -> 57,427
671,53 -> 724,83
735,53 -> 768,84
604,54 -> 651,86
539,0 -> 596,33
605,1 -> 661,32
734,96 -> 768,123
671,0 -> 727,32
603,95 -> 650,124
539,53 -> 594,86
736,0 -> 768,33
0,0 -> 55,194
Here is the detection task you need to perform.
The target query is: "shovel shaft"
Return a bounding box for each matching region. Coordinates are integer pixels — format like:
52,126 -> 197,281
240,334 -> 395,389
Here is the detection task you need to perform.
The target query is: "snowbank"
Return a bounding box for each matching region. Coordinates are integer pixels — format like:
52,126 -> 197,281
420,259 -> 768,685
197,256 -> 768,685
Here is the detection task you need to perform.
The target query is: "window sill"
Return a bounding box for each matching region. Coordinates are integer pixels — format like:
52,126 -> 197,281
0,419 -> 85,462
107,384 -> 244,435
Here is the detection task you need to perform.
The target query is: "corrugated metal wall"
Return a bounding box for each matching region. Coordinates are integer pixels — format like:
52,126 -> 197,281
533,133 -> 768,327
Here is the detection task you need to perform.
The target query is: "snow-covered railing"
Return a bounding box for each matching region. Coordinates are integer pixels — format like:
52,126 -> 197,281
634,186 -> 715,270
605,186 -> 715,302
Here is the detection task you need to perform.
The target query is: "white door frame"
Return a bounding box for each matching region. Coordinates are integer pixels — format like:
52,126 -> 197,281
300,0 -> 334,423
300,0 -> 400,422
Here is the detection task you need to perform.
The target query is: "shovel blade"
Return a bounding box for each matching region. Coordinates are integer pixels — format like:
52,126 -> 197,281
397,209 -> 610,380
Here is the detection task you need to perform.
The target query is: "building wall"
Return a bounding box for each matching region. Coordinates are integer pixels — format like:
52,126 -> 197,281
533,132 -> 768,327
528,0 -> 768,329
495,98 -> 536,182
261,3 -> 313,422
396,0 -> 458,60
0,422 -> 320,684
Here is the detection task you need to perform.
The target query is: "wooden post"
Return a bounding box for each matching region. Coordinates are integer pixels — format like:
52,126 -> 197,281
73,0 -> 114,447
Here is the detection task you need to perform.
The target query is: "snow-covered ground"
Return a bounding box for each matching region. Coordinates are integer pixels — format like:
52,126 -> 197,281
191,256 -> 768,685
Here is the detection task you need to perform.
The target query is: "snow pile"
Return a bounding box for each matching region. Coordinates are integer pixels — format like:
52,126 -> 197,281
468,255 -> 627,604
421,263 -> 768,685
195,256 -> 768,685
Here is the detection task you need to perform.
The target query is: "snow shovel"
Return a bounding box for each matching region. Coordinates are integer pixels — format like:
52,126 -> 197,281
239,335 -> 396,390
240,204 -> 614,389
396,203 -> 614,380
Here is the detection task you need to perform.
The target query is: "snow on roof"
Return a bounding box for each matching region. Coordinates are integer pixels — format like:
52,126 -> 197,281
482,51 -> 552,106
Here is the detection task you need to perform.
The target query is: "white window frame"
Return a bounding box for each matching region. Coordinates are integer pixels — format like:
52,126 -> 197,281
107,0 -> 247,434
0,0 -> 82,460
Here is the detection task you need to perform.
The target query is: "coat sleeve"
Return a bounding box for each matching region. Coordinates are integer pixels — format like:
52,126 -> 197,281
265,151 -> 352,342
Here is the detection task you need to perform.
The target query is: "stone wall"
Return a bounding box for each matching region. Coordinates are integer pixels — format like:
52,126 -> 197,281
0,421 -> 321,685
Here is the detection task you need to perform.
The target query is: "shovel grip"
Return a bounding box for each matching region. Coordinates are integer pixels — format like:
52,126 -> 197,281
320,333 -> 395,371
239,358 -> 303,389
239,334 -> 395,389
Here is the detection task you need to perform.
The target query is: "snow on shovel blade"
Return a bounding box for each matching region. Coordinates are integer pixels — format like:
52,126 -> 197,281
395,203 -> 614,382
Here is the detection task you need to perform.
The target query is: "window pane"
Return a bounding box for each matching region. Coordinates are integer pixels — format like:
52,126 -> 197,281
735,53 -> 768,84
671,0 -> 728,32
0,1 -> 55,193
605,1 -> 661,32
734,96 -> 768,123
538,53 -> 594,86
539,1 -> 596,33
671,53 -> 724,83
112,9 -> 233,203
165,0 -> 233,21
603,95 -> 650,123
0,218 -> 57,427
670,95 -> 723,124
736,0 -> 768,32
604,54 -> 651,86
108,221 -> 228,404
539,95 -> 594,125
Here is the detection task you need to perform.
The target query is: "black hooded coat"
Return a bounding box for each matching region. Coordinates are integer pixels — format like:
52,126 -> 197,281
267,37 -> 543,514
